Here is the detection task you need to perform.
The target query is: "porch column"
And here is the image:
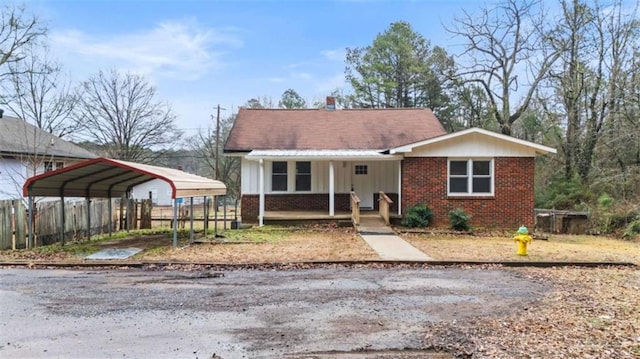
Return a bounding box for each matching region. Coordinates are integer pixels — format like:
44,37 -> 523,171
329,160 -> 335,217
398,160 -> 402,216
258,158 -> 265,227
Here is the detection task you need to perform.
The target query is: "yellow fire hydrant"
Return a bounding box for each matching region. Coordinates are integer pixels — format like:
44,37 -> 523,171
513,225 -> 532,256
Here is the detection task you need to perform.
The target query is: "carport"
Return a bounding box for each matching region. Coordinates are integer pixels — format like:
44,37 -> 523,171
22,157 -> 227,248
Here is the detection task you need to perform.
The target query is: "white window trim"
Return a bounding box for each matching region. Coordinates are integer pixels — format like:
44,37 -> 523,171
447,158 -> 494,197
270,161 -> 289,193
294,161 -> 312,192
268,160 -> 314,193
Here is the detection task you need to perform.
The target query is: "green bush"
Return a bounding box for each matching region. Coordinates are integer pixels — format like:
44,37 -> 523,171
449,207 -> 471,232
622,220 -> 640,239
401,204 -> 434,228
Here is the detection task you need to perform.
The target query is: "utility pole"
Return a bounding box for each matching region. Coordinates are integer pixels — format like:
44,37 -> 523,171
215,104 -> 221,180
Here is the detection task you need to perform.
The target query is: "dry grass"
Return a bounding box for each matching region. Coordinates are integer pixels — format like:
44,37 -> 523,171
426,267 -> 640,358
403,233 -> 640,264
2,225 -> 638,265
137,227 -> 379,263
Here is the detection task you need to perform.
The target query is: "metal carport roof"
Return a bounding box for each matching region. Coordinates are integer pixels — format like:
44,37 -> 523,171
23,157 -> 226,198
22,157 -> 226,248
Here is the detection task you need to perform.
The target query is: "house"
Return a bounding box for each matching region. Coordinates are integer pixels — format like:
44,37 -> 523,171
224,103 -> 556,229
0,114 -> 96,200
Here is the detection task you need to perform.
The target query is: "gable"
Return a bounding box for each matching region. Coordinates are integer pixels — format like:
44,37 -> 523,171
224,108 -> 446,152
392,128 -> 556,157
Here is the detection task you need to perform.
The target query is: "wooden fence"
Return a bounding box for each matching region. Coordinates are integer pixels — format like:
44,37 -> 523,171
0,200 -> 27,250
36,198 -> 115,246
0,197 -> 229,249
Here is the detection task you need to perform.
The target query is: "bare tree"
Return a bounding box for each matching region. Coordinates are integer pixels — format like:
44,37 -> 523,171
0,4 -> 45,84
2,44 -> 78,138
188,114 -> 240,199
541,0 -> 639,182
448,0 -> 564,135
74,69 -> 181,163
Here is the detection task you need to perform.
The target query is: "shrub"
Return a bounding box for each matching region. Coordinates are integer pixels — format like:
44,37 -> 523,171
449,208 -> 471,232
401,204 -> 434,228
622,220 -> 640,239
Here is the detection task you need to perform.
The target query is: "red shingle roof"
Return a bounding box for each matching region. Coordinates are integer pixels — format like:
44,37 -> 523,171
224,108 -> 446,152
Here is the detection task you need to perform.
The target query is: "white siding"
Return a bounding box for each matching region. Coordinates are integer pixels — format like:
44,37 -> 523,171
406,132 -> 538,157
241,159 -> 260,194
0,158 -> 27,200
241,159 -> 398,195
131,179 -> 173,205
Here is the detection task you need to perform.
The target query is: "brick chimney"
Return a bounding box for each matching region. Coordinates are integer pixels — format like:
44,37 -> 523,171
325,96 -> 336,110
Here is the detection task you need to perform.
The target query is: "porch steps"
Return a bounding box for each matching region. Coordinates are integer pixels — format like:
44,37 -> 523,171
356,216 -> 394,235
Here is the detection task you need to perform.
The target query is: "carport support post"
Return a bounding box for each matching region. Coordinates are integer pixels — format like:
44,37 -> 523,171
214,196 -> 218,234
189,197 -> 194,243
223,196 -> 227,230
203,196 -> 208,237
172,198 -> 178,247
86,197 -> 91,241
126,194 -> 131,232
107,197 -> 112,237
27,194 -> 34,249
60,196 -> 66,246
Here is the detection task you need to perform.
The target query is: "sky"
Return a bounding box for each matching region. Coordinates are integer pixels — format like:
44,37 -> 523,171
23,0 -> 476,138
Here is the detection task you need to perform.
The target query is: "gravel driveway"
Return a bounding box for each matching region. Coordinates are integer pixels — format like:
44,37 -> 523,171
0,267 -> 547,358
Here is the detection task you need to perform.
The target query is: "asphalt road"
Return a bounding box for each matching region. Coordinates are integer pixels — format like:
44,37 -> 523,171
0,267 -> 547,358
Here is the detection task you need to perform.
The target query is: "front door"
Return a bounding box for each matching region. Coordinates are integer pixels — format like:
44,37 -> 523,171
352,163 -> 373,209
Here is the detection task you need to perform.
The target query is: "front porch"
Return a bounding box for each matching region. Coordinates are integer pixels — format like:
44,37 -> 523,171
239,155 -> 404,226
260,209 -> 401,227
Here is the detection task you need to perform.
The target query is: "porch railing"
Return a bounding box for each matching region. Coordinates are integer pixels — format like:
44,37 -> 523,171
350,191 -> 360,225
378,191 -> 393,226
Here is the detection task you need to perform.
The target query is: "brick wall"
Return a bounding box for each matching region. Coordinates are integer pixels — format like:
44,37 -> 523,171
241,193 -> 351,223
402,157 -> 535,229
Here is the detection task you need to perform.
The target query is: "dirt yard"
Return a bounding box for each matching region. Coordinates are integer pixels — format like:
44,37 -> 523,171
402,233 -> 640,264
1,226 -> 638,264
137,227 -> 379,263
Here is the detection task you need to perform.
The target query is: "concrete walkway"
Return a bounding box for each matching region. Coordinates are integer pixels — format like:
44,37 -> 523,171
360,234 -> 433,261
357,216 -> 433,261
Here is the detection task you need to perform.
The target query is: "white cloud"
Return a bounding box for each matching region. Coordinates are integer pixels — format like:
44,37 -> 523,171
314,73 -> 348,93
50,19 -> 242,81
267,77 -> 286,83
292,72 -> 313,80
321,48 -> 345,61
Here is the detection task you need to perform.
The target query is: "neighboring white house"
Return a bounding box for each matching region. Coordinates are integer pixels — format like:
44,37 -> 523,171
131,178 -> 213,206
0,115 -> 97,200
130,178 -> 171,205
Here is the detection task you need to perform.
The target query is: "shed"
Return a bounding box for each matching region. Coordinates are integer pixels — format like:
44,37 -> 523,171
22,157 -> 226,247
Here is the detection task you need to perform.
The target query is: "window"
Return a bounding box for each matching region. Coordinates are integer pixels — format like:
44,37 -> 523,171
354,165 -> 368,175
295,161 -> 311,191
448,159 -> 493,195
272,161 -> 288,191
43,161 -> 64,173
